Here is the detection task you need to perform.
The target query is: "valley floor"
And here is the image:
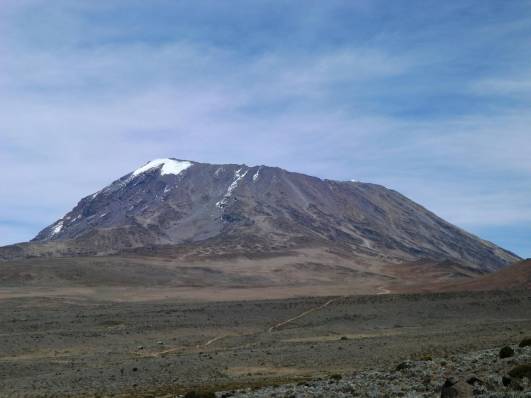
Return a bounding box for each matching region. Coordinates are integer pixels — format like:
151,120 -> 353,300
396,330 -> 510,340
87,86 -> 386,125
1,290 -> 530,397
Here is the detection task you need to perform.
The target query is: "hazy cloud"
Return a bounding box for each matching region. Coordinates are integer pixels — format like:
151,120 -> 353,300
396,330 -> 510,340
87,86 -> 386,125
0,0 -> 530,257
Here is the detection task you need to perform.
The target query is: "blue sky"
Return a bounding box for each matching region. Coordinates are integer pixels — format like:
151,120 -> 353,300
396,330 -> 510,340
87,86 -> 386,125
0,0 -> 530,258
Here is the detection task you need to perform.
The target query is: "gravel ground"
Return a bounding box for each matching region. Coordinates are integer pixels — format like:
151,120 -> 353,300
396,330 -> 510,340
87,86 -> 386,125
1,290 -> 530,397
214,345 -> 531,397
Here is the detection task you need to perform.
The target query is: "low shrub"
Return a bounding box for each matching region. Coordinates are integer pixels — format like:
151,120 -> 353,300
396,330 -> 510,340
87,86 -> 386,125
499,346 -> 514,358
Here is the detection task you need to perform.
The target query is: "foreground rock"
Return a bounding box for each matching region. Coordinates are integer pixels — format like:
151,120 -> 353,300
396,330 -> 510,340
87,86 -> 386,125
212,345 -> 531,397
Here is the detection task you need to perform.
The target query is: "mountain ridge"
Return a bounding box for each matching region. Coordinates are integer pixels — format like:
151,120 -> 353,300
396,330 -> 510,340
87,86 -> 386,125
1,158 -> 519,274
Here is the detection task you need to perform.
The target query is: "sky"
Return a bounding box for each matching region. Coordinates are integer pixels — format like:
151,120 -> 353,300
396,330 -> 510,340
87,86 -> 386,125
0,0 -> 530,258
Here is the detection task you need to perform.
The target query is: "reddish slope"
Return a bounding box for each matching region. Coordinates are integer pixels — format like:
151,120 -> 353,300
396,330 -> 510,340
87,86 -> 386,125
441,259 -> 531,292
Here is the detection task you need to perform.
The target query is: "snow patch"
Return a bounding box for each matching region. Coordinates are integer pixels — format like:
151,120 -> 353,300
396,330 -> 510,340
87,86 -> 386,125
252,167 -> 262,182
132,158 -> 192,177
51,220 -> 63,237
216,168 -> 248,208
226,169 -> 248,196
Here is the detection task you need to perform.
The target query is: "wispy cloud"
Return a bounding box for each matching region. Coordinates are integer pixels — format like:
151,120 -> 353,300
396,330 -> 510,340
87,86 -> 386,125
472,74 -> 531,98
0,0 -> 530,257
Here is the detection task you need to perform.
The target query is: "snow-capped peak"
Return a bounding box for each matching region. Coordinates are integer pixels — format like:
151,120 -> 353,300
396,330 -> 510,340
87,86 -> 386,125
132,159 -> 192,177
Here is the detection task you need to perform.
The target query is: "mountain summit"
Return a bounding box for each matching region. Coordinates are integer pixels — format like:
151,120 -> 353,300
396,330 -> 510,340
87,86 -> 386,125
26,158 -> 517,271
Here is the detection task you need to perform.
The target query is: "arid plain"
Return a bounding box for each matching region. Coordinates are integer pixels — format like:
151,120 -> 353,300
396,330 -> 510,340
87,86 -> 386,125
1,287 -> 530,397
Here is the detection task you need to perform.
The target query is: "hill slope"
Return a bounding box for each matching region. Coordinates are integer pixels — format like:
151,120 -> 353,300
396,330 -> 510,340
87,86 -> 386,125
440,259 -> 531,292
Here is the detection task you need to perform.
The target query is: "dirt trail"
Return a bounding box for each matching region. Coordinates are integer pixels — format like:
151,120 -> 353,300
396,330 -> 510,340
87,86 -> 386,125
149,297 -> 344,354
377,286 -> 391,295
145,335 -> 229,356
268,297 -> 341,333
204,335 -> 227,346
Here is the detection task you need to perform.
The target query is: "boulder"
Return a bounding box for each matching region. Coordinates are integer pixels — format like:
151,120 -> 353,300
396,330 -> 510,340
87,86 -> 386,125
508,363 -> 531,379
502,375 -> 524,391
441,377 -> 473,398
499,346 -> 514,359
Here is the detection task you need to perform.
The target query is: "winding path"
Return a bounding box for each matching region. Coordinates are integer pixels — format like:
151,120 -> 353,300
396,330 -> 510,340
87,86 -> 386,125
376,286 -> 391,295
204,335 -> 227,346
268,297 -> 341,334
148,295 -> 347,355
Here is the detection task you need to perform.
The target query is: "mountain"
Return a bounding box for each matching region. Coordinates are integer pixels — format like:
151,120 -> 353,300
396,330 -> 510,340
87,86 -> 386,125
3,158 -> 517,272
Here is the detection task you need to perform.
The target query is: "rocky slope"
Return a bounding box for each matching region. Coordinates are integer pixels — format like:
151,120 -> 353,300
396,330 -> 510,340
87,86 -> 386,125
1,158 -> 519,272
214,343 -> 531,397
